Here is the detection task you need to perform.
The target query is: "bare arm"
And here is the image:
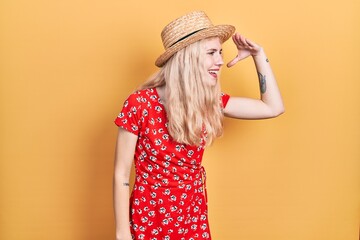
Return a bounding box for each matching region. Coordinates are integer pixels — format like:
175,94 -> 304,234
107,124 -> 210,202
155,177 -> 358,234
224,33 -> 284,119
113,128 -> 138,240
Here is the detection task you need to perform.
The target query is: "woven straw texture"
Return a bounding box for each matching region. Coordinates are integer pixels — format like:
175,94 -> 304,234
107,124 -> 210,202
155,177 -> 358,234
155,11 -> 235,67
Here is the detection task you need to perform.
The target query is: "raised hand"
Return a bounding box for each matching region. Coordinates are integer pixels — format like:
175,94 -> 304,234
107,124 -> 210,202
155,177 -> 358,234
227,33 -> 263,68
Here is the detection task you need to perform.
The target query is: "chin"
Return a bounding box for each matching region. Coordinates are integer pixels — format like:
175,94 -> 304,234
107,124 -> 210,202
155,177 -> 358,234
205,80 -> 218,88
209,76 -> 218,86
203,74 -> 219,87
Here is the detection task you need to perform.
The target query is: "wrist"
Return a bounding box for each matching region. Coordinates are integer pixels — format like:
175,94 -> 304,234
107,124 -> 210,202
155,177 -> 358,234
116,231 -> 132,240
252,49 -> 267,60
116,236 -> 132,240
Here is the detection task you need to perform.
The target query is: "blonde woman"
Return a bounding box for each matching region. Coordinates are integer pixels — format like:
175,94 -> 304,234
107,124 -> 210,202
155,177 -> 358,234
113,11 -> 284,240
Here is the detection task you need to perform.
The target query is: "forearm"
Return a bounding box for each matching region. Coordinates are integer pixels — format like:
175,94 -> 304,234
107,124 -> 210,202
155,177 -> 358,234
113,173 -> 132,240
253,49 -> 284,116
113,128 -> 138,240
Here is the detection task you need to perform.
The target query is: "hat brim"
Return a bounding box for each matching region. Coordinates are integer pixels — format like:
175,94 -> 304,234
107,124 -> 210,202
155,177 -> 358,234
155,24 -> 235,67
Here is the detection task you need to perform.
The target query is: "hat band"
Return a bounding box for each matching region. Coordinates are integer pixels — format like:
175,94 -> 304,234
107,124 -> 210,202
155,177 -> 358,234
169,28 -> 206,48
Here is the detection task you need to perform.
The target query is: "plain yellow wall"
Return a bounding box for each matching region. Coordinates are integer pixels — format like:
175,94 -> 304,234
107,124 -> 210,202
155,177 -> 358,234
1,0 -> 359,239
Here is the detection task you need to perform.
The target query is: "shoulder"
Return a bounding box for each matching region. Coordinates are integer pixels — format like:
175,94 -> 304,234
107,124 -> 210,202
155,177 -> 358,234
221,92 -> 230,108
125,88 -> 156,106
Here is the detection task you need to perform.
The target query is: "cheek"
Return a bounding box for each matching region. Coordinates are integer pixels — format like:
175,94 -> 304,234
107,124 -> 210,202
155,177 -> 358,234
204,56 -> 213,69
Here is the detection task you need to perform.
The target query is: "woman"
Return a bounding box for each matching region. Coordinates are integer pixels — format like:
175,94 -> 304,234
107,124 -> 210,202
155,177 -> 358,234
113,11 -> 284,240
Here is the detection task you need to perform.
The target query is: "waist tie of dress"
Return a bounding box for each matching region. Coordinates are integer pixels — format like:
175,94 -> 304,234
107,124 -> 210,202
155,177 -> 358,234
200,166 -> 208,204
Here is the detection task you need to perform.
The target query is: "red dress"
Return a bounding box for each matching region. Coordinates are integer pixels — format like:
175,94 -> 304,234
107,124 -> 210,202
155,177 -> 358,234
115,88 -> 230,240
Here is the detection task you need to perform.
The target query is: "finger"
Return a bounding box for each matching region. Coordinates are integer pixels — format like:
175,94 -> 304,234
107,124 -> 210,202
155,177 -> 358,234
227,56 -> 239,68
234,33 -> 245,47
231,34 -> 236,42
245,38 -> 258,48
239,34 -> 254,49
240,35 -> 251,48
231,35 -> 239,46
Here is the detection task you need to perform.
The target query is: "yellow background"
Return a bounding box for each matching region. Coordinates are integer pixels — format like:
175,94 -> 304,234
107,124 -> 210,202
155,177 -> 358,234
1,0 -> 359,239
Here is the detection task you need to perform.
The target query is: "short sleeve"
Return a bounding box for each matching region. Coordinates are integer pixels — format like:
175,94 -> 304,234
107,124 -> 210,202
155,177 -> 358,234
221,92 -> 230,108
114,92 -> 143,135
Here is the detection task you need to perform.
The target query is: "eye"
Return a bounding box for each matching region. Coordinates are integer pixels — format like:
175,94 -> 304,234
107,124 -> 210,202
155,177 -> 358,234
207,51 -> 215,55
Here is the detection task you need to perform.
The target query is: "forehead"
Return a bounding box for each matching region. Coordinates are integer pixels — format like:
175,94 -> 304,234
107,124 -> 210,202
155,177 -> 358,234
204,37 -> 222,49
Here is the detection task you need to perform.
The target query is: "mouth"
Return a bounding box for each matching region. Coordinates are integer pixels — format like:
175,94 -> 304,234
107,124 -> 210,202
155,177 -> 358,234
208,69 -> 219,79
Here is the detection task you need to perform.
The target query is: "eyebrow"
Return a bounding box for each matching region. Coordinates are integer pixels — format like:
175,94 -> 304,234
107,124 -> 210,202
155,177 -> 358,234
206,48 -> 222,52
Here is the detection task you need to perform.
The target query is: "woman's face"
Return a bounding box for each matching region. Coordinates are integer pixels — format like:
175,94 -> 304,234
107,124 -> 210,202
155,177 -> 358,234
203,37 -> 224,86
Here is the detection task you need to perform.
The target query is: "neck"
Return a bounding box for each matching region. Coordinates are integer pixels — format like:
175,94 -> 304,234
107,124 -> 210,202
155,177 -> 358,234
156,86 -> 166,102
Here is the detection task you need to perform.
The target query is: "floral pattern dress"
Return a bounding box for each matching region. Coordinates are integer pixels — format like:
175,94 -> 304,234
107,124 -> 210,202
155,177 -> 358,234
115,88 -> 230,240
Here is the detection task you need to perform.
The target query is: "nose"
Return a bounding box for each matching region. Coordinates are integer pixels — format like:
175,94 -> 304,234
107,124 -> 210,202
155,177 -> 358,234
216,53 -> 224,66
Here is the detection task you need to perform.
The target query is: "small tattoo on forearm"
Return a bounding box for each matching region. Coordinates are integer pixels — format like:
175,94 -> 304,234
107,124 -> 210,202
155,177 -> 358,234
258,72 -> 267,94
123,183 -> 130,186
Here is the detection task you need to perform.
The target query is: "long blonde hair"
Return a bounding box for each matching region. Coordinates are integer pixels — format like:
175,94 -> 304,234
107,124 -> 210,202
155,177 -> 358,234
139,38 -> 224,146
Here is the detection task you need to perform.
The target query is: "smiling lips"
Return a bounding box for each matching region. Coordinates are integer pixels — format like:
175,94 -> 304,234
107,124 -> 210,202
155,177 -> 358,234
208,69 -> 219,78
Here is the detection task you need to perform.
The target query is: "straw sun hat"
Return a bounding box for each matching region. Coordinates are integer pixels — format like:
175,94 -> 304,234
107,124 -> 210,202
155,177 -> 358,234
155,11 -> 235,67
